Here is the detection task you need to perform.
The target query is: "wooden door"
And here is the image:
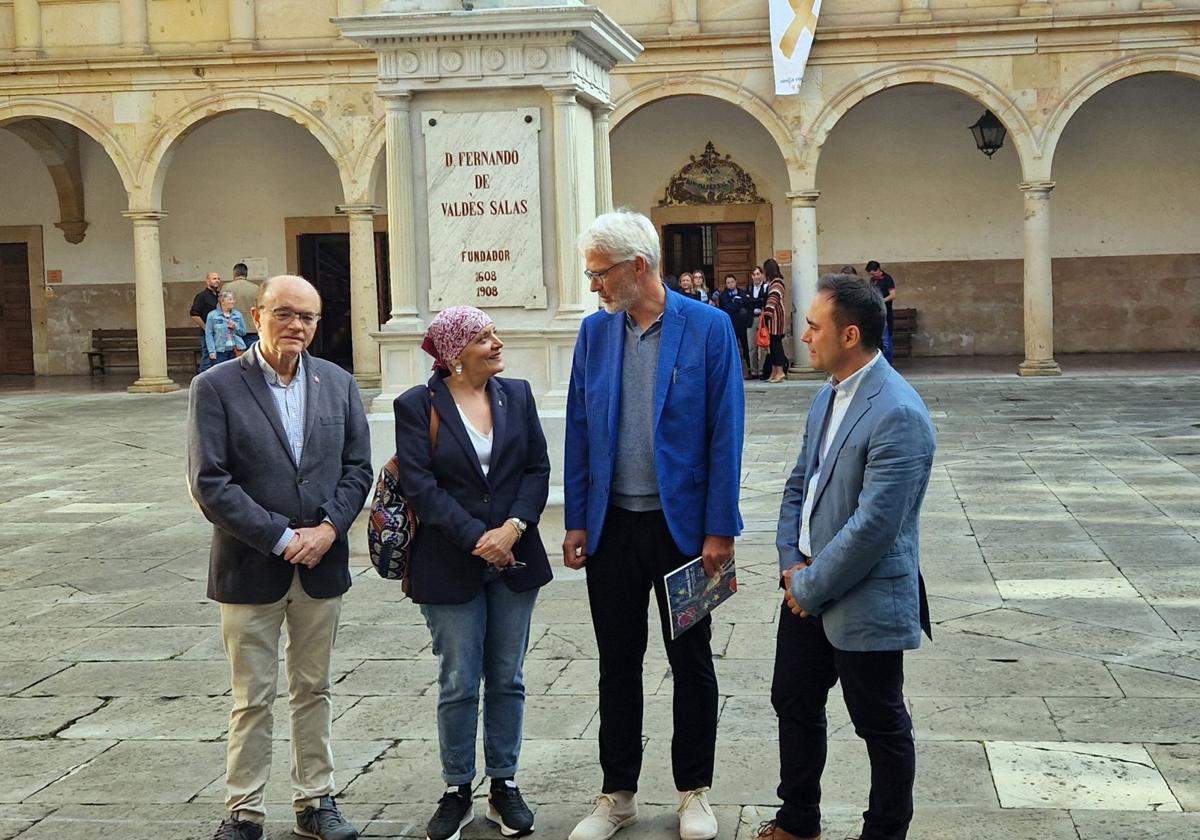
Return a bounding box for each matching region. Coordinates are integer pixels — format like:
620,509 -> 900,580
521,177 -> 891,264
714,223 -> 756,289
297,233 -> 353,372
0,243 -> 34,375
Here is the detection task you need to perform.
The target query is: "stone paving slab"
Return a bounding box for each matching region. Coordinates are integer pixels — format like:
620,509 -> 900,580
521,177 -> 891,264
4,373 -> 1200,839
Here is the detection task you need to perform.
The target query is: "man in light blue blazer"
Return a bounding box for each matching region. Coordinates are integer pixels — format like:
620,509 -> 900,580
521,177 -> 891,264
760,275 -> 935,840
563,210 -> 744,840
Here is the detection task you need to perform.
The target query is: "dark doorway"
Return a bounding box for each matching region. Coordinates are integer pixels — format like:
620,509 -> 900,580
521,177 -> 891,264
663,222 -> 757,289
297,233 -> 353,372
0,242 -> 34,375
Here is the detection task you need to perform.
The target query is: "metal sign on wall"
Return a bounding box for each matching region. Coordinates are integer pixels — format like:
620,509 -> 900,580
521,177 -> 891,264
768,0 -> 822,96
422,108 -> 547,311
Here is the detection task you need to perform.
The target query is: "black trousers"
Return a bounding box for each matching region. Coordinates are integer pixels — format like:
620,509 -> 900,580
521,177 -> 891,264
585,506 -> 718,793
734,322 -> 750,367
771,608 -> 915,840
768,335 -> 787,369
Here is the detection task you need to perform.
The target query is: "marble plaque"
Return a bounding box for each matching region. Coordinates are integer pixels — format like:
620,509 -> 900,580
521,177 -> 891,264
423,109 -> 546,310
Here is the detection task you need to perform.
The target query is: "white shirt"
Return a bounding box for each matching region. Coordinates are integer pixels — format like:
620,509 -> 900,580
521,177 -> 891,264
798,351 -> 883,557
457,404 -> 493,477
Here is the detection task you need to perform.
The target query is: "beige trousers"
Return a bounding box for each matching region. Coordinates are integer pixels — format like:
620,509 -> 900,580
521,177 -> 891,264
220,568 -> 342,822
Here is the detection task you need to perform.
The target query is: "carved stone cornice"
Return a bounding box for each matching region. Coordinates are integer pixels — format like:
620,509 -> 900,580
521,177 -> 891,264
335,6 -> 642,106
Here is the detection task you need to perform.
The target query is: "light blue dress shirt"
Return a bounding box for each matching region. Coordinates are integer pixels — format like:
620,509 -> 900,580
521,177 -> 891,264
257,347 -> 307,556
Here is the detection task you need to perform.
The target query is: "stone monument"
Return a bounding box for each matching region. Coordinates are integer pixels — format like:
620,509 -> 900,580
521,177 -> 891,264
335,0 -> 642,503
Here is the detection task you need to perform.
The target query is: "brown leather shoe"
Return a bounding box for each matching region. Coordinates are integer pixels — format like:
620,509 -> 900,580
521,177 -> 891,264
752,820 -> 820,840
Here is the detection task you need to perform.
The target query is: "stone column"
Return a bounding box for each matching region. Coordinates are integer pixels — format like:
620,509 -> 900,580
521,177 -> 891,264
337,204 -> 383,389
593,106 -> 614,215
226,0 -> 256,50
1018,0 -> 1053,16
117,0 -> 151,54
899,0 -> 932,23
668,0 -> 700,35
787,190 -> 820,374
381,93 -> 421,326
1018,181 -> 1061,376
551,88 -> 587,316
13,0 -> 44,58
122,211 -> 179,393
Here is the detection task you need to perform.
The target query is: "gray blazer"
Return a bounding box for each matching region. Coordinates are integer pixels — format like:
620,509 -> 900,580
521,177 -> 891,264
776,359 -> 936,651
186,347 -> 372,604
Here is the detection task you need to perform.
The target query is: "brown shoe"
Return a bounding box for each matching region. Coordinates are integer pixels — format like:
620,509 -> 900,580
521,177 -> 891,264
752,820 -> 820,840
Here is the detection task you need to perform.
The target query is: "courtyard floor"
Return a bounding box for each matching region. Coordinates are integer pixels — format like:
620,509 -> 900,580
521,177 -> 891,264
1,363 -> 1199,839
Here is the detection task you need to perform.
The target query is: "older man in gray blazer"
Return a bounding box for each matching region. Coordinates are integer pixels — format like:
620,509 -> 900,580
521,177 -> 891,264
187,274 -> 372,840
759,274 -> 936,840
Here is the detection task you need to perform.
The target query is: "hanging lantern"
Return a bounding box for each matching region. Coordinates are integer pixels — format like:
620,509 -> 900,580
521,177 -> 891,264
969,110 -> 1007,158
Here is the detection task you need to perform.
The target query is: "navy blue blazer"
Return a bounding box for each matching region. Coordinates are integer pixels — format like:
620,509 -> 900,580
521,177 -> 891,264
393,374 -> 551,605
564,290 -> 745,556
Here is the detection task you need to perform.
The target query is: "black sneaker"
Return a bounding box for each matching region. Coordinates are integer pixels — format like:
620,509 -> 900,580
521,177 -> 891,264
427,784 -> 474,840
487,778 -> 535,837
212,817 -> 263,840
295,795 -> 359,840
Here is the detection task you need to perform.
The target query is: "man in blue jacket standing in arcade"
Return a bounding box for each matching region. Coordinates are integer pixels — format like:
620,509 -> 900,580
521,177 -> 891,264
563,209 -> 745,840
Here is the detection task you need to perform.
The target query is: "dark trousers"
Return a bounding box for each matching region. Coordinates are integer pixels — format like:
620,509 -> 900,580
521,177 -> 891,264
772,608 -> 914,840
585,506 -> 718,793
734,322 -> 750,368
768,335 -> 787,369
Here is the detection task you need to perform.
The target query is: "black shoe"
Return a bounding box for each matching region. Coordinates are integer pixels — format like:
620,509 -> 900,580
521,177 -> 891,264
427,784 -> 474,840
212,817 -> 263,840
487,778 -> 535,837
295,795 -> 359,840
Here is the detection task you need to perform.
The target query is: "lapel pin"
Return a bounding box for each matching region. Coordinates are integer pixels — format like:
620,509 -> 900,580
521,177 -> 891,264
314,375 -> 320,383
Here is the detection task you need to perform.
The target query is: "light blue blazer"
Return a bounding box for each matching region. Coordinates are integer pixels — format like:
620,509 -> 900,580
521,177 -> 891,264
565,289 -> 745,557
776,358 -> 936,651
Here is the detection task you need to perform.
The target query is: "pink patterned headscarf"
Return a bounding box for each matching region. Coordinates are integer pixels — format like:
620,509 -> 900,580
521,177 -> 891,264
421,306 -> 494,371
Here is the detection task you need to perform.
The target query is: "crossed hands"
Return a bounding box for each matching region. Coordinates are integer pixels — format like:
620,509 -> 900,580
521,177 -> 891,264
781,557 -> 813,617
473,525 -> 519,568
284,522 -> 337,569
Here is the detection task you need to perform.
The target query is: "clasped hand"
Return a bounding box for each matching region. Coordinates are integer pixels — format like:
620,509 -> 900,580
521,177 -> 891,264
474,525 -> 518,568
284,522 -> 337,569
781,558 -> 813,617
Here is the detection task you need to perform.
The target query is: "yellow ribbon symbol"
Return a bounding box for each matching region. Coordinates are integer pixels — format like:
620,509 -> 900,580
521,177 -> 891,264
780,0 -> 819,59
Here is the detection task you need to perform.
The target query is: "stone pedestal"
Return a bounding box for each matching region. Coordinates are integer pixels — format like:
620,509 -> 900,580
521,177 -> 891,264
336,2 -> 641,491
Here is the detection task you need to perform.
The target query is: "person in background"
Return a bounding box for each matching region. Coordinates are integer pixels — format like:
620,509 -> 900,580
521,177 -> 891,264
678,272 -> 702,302
190,271 -> 222,372
747,266 -> 769,380
865,261 -> 897,364
762,259 -> 789,383
717,273 -> 751,377
224,263 -> 262,346
205,291 -> 247,365
691,269 -> 712,305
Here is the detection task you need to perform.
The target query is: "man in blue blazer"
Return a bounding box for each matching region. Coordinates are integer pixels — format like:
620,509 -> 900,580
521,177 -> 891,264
563,210 -> 744,840
759,275 -> 935,840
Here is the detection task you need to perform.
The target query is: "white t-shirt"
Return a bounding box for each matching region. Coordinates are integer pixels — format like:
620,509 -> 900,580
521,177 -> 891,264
456,404 -> 493,477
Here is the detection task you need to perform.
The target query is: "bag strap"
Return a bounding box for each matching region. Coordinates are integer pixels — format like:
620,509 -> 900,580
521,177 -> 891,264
428,390 -> 440,449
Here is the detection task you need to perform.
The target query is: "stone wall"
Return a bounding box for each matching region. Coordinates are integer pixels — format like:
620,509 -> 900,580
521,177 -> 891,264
822,253 -> 1200,357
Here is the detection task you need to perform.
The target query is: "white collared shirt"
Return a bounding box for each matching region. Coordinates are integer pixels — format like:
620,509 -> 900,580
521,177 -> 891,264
798,351 -> 883,557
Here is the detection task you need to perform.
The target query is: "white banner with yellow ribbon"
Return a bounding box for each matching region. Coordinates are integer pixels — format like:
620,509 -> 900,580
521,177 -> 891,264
769,0 -> 821,96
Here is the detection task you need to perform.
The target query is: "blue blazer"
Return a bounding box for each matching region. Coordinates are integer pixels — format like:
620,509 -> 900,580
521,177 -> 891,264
565,290 -> 745,557
776,358 -> 936,651
394,374 -> 551,605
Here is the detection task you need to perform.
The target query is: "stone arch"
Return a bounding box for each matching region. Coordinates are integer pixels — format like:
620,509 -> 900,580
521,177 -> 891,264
1043,52 -> 1200,171
611,76 -> 804,191
800,63 -> 1038,185
346,115 -> 387,206
134,90 -> 354,208
0,96 -> 136,194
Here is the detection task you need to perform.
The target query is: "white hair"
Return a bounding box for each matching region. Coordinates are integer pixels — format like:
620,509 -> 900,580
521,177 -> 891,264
218,291 -> 235,302
577,208 -> 661,272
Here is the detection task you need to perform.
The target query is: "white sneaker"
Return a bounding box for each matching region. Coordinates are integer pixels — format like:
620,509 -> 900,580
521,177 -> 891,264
677,787 -> 718,840
568,792 -> 638,840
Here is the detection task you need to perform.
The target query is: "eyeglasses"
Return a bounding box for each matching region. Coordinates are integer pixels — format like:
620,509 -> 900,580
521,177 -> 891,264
583,259 -> 633,283
267,307 -> 322,326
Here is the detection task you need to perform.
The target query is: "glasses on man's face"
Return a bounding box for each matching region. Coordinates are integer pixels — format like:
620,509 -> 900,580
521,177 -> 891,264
583,259 -> 633,283
268,307 -> 321,326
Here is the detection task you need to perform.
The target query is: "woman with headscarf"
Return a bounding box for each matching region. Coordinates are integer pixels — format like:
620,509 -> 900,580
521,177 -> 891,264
762,258 -> 789,383
392,306 -> 551,840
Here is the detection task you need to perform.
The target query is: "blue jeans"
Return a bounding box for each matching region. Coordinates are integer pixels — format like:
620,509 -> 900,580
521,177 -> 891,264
882,323 -> 894,364
213,350 -> 236,364
420,569 -> 538,785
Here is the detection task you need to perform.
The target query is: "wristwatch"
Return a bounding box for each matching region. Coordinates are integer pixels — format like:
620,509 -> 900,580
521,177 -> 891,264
507,517 -> 527,540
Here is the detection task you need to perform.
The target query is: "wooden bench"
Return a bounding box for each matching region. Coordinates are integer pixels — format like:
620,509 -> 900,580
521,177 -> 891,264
86,327 -> 205,374
891,308 -> 916,358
